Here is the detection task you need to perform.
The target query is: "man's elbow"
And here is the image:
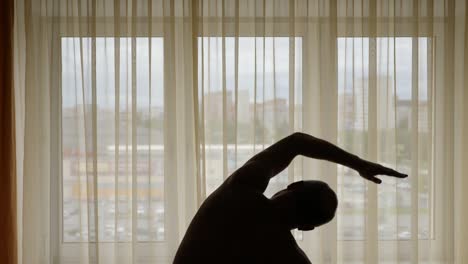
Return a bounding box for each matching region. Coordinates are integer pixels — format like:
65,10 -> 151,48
289,132 -> 321,156
290,132 -> 306,148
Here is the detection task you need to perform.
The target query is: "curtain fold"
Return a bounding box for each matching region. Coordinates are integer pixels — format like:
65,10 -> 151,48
13,0 -> 468,263
0,0 -> 17,263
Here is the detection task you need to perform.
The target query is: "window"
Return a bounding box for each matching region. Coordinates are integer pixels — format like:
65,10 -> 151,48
61,37 -> 165,242
60,35 -> 433,246
337,37 -> 433,241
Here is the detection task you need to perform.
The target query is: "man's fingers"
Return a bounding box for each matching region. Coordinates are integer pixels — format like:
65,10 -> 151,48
371,177 -> 382,184
381,166 -> 407,178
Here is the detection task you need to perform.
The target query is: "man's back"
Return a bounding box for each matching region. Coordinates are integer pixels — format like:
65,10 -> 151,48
173,176 -> 311,264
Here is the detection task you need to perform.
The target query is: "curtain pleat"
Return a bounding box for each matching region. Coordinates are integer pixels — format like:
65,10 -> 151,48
0,0 -> 17,264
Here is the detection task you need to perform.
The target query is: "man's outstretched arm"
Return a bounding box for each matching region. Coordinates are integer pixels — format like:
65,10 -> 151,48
230,132 -> 407,192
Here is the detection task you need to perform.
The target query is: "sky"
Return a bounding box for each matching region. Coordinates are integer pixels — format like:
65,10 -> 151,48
61,36 -> 429,109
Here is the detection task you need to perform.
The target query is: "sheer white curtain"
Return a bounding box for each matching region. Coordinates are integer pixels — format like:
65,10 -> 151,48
14,0 -> 468,263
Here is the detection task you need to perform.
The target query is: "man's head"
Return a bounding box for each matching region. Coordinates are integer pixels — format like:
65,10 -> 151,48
271,180 -> 338,231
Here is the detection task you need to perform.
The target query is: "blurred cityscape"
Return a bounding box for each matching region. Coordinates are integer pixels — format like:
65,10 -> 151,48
61,36 -> 432,246
62,91 -> 431,242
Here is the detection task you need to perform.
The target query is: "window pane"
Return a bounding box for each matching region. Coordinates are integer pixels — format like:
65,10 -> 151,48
198,37 -> 303,198
61,37 -> 164,242
337,37 -> 433,241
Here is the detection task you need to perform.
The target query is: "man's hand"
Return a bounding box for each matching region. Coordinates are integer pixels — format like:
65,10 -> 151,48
356,159 -> 408,184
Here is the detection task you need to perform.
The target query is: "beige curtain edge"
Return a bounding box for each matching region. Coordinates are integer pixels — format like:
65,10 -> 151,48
0,0 -> 17,263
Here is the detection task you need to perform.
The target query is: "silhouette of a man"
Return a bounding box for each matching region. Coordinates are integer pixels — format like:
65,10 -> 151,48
173,132 -> 407,264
